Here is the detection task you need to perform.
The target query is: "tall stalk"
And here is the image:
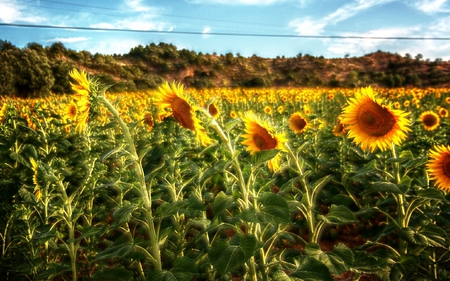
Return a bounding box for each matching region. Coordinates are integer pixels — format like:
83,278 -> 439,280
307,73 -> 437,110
98,95 -> 162,271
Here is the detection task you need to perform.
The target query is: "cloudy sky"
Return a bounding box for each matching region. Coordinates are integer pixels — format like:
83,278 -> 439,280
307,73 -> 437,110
1,0 -> 449,60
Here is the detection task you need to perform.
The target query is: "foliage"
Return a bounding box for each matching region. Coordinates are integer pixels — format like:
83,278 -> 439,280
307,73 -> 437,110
2,40 -> 450,98
0,81 -> 450,281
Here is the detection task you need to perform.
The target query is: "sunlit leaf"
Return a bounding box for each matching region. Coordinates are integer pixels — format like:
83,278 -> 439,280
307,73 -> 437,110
148,257 -> 197,281
318,205 -> 357,225
251,149 -> 280,166
208,234 -> 257,275
371,181 -> 403,194
211,191 -> 234,218
290,256 -> 333,281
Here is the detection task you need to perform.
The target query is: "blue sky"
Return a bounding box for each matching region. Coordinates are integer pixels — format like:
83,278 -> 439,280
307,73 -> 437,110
0,0 -> 449,60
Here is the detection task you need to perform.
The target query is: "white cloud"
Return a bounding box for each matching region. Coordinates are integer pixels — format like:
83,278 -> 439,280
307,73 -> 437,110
91,14 -> 168,31
289,0 -> 394,35
411,0 -> 449,13
78,38 -> 142,55
326,26 -> 422,57
0,1 -> 45,23
288,18 -> 326,35
428,15 -> 450,33
202,26 -> 211,38
44,37 -> 89,43
125,0 -> 157,12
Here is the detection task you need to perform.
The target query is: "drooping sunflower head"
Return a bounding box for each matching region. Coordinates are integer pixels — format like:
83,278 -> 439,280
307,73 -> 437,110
420,110 -> 440,131
288,112 -> 309,134
241,112 -> 287,171
208,102 -> 220,119
340,87 -> 411,152
427,144 -> 450,193
332,117 -> 346,137
153,81 -> 212,146
69,68 -> 100,133
66,102 -> 77,120
30,158 -> 39,187
143,113 -> 155,131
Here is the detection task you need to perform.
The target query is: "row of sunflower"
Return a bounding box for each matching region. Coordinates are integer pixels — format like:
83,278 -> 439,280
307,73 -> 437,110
0,68 -> 449,280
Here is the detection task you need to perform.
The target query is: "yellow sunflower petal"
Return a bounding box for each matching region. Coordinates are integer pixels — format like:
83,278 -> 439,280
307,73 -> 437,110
340,86 -> 411,152
241,112 -> 286,171
420,110 -> 440,131
427,145 -> 450,192
153,81 -> 212,146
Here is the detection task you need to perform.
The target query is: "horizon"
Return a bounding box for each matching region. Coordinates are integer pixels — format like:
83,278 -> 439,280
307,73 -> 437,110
1,0 -> 449,61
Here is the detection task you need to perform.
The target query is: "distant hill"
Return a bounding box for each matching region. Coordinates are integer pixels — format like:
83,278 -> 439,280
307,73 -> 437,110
1,40 -> 449,98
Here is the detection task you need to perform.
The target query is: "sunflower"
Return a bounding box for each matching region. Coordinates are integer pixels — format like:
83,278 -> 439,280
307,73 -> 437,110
0,102 -> 8,124
340,87 -> 411,152
288,112 -> 308,134
264,105 -> 273,115
208,103 -> 220,119
69,69 -> 92,133
439,107 -> 449,118
420,110 -> 440,131
241,112 -> 287,171
332,117 -> 346,136
143,113 -> 154,131
153,81 -> 212,146
230,110 -> 238,119
427,145 -> 450,192
30,158 -> 39,186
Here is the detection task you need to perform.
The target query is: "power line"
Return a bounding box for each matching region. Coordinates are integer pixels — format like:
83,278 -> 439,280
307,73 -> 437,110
1,22 -> 449,40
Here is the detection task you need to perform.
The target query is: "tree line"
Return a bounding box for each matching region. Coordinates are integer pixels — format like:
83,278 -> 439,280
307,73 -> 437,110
0,40 -> 449,98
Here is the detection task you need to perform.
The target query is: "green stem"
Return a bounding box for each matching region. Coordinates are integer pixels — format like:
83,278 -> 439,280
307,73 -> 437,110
209,118 -> 248,208
56,181 -> 77,281
391,143 -> 407,255
286,144 -> 316,243
99,96 -> 162,271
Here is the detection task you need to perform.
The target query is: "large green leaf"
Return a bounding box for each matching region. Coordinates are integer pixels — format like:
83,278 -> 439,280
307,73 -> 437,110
416,188 -> 445,201
154,201 -> 188,218
399,224 -> 447,248
352,159 -> 378,179
271,270 -> 302,281
259,192 -> 290,224
208,234 -> 257,275
211,191 -> 234,218
147,257 -> 197,281
318,205 -> 357,225
371,181 -> 403,194
95,241 -> 137,261
389,255 -> 418,281
251,149 -> 280,166
351,250 -> 388,273
290,256 -> 334,281
305,243 -> 354,275
241,192 -> 290,225
112,203 -> 138,226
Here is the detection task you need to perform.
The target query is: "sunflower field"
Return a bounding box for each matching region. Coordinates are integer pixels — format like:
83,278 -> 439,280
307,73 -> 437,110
1,69 -> 450,281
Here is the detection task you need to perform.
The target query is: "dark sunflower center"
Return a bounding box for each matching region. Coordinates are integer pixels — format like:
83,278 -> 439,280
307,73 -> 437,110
442,155 -> 450,179
252,128 -> 278,150
357,101 -> 396,137
292,116 -> 307,131
171,97 -> 195,130
423,114 -> 438,127
208,104 -> 218,117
